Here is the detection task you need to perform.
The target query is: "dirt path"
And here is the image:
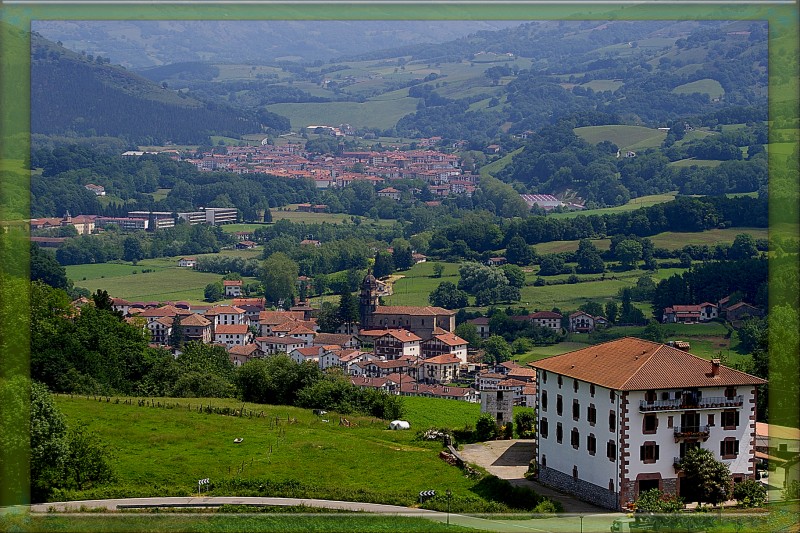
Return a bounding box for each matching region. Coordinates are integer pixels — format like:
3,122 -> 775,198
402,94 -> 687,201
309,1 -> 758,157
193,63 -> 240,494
459,439 -> 607,514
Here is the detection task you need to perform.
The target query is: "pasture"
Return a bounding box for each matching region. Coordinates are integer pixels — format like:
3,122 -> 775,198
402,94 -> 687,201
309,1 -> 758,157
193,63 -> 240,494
669,158 -> 722,168
272,205 -> 394,226
573,125 -> 666,151
672,78 -> 725,98
548,193 -> 678,219
50,394 -> 509,508
266,99 -> 418,131
383,262 -> 461,307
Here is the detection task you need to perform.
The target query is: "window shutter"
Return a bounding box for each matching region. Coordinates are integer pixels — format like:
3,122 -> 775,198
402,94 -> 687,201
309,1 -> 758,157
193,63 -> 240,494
720,441 -> 725,456
640,445 -> 645,461
734,440 -> 739,454
735,410 -> 740,427
654,445 -> 659,461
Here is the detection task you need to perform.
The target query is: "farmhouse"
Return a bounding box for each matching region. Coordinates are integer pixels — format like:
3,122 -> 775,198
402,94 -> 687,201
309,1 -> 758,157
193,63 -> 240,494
213,324 -> 252,348
180,313 -> 213,344
724,302 -> 764,322
421,332 -> 468,364
223,280 -> 243,298
177,257 -> 197,268
530,337 -> 766,510
662,302 -> 718,324
514,311 -> 563,332
468,316 -> 491,339
374,329 -> 422,360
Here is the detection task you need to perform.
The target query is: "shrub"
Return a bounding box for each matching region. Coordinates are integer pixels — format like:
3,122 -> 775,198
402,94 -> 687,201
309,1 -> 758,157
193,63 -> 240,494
733,479 -> 767,508
783,480 -> 800,501
474,413 -> 498,441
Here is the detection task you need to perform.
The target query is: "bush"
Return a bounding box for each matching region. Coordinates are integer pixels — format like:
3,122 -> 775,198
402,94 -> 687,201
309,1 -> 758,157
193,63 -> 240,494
503,421 -> 514,439
733,479 -> 767,508
475,413 -> 498,441
782,480 -> 800,501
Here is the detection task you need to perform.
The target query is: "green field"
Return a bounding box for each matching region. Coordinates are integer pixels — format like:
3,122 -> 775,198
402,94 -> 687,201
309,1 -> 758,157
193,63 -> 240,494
672,78 -> 725,98
574,125 -> 666,151
514,342 -> 592,365
669,158 -> 722,168
272,206 -> 394,226
549,193 -> 679,219
267,99 -> 418,131
383,262 -> 461,307
648,227 -> 768,249
50,395 -> 514,509
580,79 -> 623,92
220,223 -> 268,233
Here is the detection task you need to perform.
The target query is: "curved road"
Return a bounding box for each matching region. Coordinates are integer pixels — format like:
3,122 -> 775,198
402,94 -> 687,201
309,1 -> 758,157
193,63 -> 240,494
30,495 -> 623,532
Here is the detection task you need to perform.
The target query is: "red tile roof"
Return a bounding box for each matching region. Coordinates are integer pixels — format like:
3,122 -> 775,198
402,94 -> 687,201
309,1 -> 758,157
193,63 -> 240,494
373,305 -> 455,316
180,314 -> 211,327
380,329 -> 422,342
424,354 -> 461,365
530,337 -> 766,390
214,324 -> 249,335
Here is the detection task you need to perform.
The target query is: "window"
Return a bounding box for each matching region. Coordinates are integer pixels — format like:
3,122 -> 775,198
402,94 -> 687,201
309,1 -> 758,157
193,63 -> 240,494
557,395 -> 563,416
610,390 -> 615,402
558,375 -> 563,388
643,414 -> 658,434
540,418 -> 548,439
721,410 -> 740,430
542,371 -> 547,384
556,423 -> 563,444
497,391 -> 504,401
640,442 -> 660,464
588,404 -> 597,426
573,379 -> 579,393
541,390 -> 548,411
708,414 -> 715,427
667,416 -> 673,428
587,434 -> 597,455
661,391 -> 670,401
645,390 -> 657,403
607,440 -> 617,461
720,438 -> 739,459
573,465 -> 578,481
573,399 -> 580,421
609,411 -> 616,432
724,387 -> 736,399
541,455 -> 546,468
679,441 -> 700,459
590,383 -> 595,397
571,428 -> 580,449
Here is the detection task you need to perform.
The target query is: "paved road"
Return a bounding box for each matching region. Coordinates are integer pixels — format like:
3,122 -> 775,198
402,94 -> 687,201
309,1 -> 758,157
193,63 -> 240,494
29,496 -> 624,532
459,439 -> 608,514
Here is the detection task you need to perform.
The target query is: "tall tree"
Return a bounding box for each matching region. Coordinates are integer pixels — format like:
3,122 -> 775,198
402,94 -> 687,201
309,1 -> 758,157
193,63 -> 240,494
30,243 -> 68,289
506,234 -> 536,266
679,448 -> 731,506
337,291 -> 359,329
261,252 -> 299,307
372,251 -> 394,278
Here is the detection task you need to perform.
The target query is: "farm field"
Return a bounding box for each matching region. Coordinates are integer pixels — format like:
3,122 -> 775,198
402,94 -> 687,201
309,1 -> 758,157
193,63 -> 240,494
580,79 -> 623,92
383,262 -> 461,307
51,395 -> 504,507
220,223 -> 268,233
669,158 -> 722,168
573,125 -> 666,151
548,193 -> 678,219
514,342 -> 592,365
672,78 -> 724,98
266,99 -> 417,131
518,278 -> 653,314
272,205 -> 394,226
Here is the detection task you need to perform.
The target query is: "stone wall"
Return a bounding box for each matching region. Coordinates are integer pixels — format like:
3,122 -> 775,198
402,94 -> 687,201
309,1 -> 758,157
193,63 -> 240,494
539,465 -> 619,510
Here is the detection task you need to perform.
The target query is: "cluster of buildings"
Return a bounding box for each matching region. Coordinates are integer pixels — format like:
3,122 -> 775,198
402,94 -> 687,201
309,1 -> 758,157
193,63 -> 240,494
175,143 -> 479,197
662,295 -> 764,325
29,207 -> 238,235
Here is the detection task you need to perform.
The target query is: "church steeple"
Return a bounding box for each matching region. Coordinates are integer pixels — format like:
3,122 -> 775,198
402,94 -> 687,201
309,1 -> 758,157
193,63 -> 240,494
359,270 -> 379,328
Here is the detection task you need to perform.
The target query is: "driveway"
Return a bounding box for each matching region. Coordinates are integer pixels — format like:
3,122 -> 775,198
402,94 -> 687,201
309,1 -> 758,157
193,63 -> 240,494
459,439 -> 607,514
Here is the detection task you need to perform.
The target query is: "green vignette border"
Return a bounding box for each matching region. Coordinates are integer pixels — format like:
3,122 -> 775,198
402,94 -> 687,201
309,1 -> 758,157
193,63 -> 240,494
1,0 -> 798,520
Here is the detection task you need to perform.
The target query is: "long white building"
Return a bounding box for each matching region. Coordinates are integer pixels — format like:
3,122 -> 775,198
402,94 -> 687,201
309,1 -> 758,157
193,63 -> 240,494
530,337 -> 766,510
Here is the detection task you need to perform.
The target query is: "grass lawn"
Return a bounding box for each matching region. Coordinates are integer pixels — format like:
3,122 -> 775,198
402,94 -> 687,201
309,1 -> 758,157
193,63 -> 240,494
669,158 -> 723,168
383,262 -> 461,307
648,227 -> 768,249
220,223 -> 269,233
50,395 -> 511,510
272,206 -> 394,226
514,342 -> 591,365
574,125 -> 666,151
580,79 -> 623,92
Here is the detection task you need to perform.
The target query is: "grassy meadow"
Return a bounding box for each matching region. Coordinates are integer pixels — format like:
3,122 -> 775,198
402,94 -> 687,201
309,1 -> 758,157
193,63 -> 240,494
266,99 -> 417,131
672,78 -> 725,98
50,394 -> 521,510
548,193 -> 678,219
574,125 -> 666,151
383,262 -> 461,307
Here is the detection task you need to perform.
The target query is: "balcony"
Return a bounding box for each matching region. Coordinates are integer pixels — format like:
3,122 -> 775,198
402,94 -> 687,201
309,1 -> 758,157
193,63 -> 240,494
673,456 -> 682,470
674,425 -> 710,440
639,395 -> 743,412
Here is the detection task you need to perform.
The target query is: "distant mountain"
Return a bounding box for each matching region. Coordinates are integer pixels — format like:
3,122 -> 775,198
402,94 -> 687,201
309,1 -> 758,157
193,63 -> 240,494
31,20 -> 524,68
30,32 -> 278,144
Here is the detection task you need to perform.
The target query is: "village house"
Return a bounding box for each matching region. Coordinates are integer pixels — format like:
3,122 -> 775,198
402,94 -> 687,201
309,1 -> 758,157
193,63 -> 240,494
205,305 -> 248,327
724,302 -> 764,322
421,332 -> 468,364
569,311 -> 604,333
312,333 -> 360,350
662,303 -> 718,324
213,324 -> 252,348
84,183 -> 106,196
177,257 -> 197,268
487,257 -> 507,266
254,336 -> 306,356
228,344 -> 260,366
514,311 -> 563,332
421,354 -> 461,385
374,329 -> 422,360
180,313 -> 213,344
231,298 -> 266,324
147,316 -> 174,345
290,346 -> 324,365
468,316 -> 491,339
530,337 -> 766,510
223,280 -> 243,298
377,187 -> 401,201
258,310 -> 306,336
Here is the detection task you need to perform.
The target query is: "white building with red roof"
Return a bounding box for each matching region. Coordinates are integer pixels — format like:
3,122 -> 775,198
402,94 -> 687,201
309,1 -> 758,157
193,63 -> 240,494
374,329 -> 422,360
529,337 -> 766,510
223,280 -> 243,298
213,324 -> 252,348
421,354 -> 461,385
662,303 -> 718,324
421,332 -> 468,363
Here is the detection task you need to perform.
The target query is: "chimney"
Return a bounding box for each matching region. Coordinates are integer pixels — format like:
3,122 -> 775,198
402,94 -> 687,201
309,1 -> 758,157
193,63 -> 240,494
711,359 -> 721,377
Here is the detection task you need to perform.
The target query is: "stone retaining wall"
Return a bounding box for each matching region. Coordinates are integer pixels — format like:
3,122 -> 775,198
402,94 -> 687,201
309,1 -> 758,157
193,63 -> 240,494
539,466 -> 619,510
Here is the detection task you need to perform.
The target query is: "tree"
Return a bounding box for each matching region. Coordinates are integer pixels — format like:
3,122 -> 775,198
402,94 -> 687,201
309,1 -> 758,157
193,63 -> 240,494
431,263 -> 445,278
204,281 -> 224,302
28,380 -> 69,502
605,301 -> 619,323
634,488 -> 684,513
30,243 -> 68,290
337,291 -> 359,330
616,239 -> 643,270
392,243 -> 414,270
642,319 -> 666,343
576,239 -> 605,274
475,413 -> 498,441
61,423 -> 115,491
122,236 -> 145,264
372,251 -> 394,278
483,335 -> 511,364
506,235 -> 536,266
729,233 -> 758,260
514,411 -> 536,438
455,322 -> 481,347
679,448 -> 731,505
538,255 -> 564,276
579,301 -> 605,318
261,252 -> 299,307
92,289 -> 122,319
429,282 -> 469,309
500,264 -> 525,288
732,479 -> 766,508
169,316 -> 185,349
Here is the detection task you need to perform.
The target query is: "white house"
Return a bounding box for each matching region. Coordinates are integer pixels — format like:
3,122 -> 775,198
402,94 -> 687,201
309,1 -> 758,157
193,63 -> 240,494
374,329 -> 421,360
468,316 -> 491,339
421,354 -> 461,385
290,346 -> 323,365
255,336 -> 306,356
213,324 -> 252,348
223,280 -> 243,298
206,305 -> 248,327
530,337 -> 766,510
177,257 -> 197,268
421,332 -> 468,364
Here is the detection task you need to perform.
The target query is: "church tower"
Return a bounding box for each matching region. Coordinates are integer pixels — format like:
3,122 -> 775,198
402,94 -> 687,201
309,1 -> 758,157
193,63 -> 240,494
359,271 -> 380,329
